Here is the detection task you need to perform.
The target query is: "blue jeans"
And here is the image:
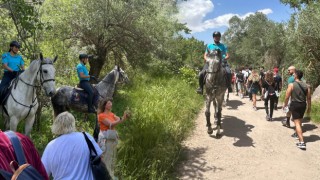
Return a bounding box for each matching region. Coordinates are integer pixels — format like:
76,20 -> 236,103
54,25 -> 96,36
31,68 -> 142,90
0,71 -> 18,96
80,80 -> 94,111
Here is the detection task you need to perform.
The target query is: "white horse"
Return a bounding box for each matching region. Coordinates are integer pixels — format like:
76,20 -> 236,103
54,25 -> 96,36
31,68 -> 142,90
1,53 -> 57,136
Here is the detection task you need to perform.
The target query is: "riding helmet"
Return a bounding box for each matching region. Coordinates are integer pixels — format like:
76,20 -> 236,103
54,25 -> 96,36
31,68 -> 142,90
79,54 -> 89,60
10,41 -> 21,48
212,31 -> 221,38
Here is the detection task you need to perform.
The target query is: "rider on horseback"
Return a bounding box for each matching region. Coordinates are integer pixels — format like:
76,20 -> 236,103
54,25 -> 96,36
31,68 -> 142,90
76,54 -> 96,113
196,31 -> 232,94
0,41 -> 24,102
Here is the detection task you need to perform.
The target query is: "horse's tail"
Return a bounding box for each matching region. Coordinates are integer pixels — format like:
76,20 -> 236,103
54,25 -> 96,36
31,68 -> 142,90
51,89 -> 70,118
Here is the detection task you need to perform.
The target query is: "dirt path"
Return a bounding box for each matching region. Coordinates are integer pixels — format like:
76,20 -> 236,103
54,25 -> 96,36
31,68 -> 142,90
176,93 -> 320,180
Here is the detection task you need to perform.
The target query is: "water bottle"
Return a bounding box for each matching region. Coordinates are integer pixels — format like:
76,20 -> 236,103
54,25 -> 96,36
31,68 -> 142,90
283,106 -> 289,113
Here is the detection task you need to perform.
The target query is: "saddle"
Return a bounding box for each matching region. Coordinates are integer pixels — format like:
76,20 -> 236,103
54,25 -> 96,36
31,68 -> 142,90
70,86 -> 100,105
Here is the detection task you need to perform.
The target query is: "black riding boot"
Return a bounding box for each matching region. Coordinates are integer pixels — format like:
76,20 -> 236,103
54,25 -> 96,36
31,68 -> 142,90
197,72 -> 205,94
227,73 -> 233,92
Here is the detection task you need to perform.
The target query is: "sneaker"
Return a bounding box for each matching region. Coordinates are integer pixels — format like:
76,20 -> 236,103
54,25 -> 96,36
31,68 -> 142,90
266,115 -> 270,121
291,133 -> 299,140
296,142 -> 306,149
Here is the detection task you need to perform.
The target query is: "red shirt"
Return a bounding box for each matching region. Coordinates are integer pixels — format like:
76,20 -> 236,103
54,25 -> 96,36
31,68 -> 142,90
0,131 -> 49,180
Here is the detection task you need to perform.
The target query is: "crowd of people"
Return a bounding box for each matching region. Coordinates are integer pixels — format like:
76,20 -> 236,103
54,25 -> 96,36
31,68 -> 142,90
231,65 -> 311,150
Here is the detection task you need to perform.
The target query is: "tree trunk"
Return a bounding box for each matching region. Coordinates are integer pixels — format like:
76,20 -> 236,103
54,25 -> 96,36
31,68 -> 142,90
89,47 -> 108,80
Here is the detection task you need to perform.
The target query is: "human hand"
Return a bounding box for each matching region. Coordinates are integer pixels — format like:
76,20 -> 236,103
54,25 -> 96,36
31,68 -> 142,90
123,107 -> 131,119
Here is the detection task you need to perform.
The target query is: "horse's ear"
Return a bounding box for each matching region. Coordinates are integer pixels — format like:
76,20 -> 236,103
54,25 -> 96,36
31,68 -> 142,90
53,55 -> 58,63
40,53 -> 44,61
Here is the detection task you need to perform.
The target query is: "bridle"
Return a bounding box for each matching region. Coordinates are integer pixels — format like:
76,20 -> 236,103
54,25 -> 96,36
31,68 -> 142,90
8,60 -> 55,120
18,60 -> 55,88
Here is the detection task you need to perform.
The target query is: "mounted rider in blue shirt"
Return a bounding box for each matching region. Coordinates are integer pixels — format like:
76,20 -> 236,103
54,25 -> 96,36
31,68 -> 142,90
196,31 -> 232,94
76,54 -> 96,113
0,41 -> 25,101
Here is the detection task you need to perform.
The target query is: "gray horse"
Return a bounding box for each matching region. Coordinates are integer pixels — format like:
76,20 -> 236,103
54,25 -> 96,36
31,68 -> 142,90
204,49 -> 228,138
51,65 -> 128,116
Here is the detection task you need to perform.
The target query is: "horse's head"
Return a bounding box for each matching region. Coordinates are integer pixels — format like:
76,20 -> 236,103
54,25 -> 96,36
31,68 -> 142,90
114,65 -> 129,84
37,53 -> 57,97
206,49 -> 222,74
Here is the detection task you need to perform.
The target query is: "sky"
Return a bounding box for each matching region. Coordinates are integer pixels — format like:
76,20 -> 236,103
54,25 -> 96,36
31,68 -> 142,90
176,0 -> 295,45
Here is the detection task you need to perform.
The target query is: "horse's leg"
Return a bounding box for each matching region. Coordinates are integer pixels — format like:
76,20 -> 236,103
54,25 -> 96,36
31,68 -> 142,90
24,115 -> 35,136
205,95 -> 213,134
4,116 -> 10,130
213,99 -> 218,125
9,116 -> 19,132
214,94 -> 224,138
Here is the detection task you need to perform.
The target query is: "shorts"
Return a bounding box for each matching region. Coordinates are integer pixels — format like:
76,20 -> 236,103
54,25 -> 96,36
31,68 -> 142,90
250,87 -> 259,94
237,82 -> 244,90
289,101 -> 306,120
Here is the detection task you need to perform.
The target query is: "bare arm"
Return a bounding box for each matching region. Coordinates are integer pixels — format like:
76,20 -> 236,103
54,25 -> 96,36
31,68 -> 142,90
101,112 -> 129,128
284,83 -> 293,107
203,52 -> 207,63
224,52 -> 230,60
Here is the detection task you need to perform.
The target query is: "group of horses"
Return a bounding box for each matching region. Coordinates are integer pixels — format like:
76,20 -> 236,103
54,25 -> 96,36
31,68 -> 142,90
1,51 -> 226,138
0,53 -> 128,136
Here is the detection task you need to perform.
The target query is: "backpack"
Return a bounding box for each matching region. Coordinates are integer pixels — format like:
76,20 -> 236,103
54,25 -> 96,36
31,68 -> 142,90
266,81 -> 275,95
0,131 -> 44,180
236,73 -> 244,82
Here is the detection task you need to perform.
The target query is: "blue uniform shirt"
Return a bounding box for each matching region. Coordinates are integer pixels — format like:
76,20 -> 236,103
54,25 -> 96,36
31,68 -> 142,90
1,52 -> 24,72
206,42 -> 228,59
76,63 -> 90,81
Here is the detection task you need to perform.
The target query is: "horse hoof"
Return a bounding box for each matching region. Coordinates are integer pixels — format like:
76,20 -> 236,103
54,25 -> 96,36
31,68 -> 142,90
214,120 -> 218,125
216,133 -> 222,139
207,127 -> 213,134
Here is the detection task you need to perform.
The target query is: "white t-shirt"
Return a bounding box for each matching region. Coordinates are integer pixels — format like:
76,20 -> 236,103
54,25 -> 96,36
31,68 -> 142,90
41,132 -> 102,180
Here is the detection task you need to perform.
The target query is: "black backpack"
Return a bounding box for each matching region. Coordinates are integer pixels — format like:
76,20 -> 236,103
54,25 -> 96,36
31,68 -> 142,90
266,81 -> 275,95
0,131 -> 44,180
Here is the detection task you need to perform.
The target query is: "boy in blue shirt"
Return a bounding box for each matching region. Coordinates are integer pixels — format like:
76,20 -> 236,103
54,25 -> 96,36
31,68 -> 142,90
77,54 -> 96,113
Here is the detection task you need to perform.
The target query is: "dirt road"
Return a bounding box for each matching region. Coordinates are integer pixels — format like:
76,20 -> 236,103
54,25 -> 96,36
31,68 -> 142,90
176,93 -> 320,180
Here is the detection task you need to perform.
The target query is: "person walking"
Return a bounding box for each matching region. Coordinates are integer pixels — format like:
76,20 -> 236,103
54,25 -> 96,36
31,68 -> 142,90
283,70 -> 311,150
282,66 -> 296,127
0,129 -> 48,180
97,98 -> 130,180
261,71 -> 277,121
247,69 -> 260,111
273,67 -> 282,110
41,111 -> 103,179
236,68 -> 245,98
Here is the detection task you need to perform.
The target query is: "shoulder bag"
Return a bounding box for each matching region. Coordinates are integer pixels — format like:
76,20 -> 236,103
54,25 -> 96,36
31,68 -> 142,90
82,132 -> 111,180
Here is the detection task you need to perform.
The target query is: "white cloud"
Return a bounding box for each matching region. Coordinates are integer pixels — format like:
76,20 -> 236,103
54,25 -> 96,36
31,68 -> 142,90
176,0 -> 273,33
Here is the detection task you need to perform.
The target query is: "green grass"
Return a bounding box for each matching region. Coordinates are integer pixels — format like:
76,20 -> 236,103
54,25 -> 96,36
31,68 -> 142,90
112,73 -> 203,179
310,102 -> 320,123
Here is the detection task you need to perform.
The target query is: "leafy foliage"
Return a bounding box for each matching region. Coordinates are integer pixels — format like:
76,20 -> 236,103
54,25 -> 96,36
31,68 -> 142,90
113,73 -> 203,179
